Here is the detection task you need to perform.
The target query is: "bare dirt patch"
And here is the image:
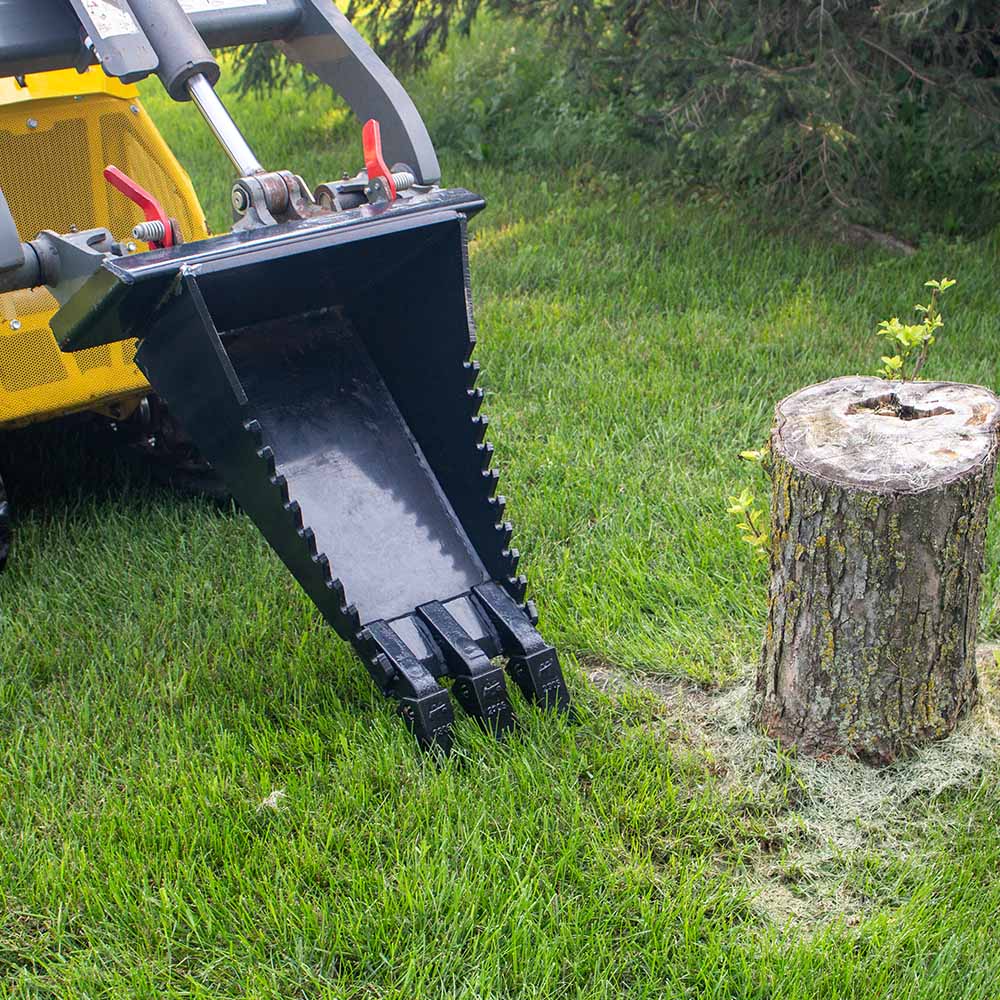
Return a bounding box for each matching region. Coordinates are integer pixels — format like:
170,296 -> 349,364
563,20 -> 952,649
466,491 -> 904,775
585,646 -> 1000,932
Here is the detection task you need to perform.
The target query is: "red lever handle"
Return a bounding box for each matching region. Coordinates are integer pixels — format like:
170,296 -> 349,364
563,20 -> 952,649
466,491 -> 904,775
362,119 -> 397,201
103,164 -> 174,248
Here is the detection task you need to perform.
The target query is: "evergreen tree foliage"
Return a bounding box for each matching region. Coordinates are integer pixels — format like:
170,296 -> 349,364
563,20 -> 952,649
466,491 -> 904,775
234,1 -> 1000,235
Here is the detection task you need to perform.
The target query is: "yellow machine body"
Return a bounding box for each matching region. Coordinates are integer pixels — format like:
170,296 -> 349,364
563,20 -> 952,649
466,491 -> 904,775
0,69 -> 208,429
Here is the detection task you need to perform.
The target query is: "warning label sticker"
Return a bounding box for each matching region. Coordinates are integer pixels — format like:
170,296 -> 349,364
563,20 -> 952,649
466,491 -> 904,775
179,0 -> 268,11
81,0 -> 266,39
81,0 -> 138,38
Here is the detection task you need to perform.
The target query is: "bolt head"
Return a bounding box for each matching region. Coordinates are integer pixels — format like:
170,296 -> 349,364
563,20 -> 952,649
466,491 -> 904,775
26,118 -> 37,129
366,178 -> 391,205
232,186 -> 250,212
10,319 -> 21,330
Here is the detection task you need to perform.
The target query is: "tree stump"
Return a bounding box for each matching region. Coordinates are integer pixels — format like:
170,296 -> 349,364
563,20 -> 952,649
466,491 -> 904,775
756,376 -> 1000,763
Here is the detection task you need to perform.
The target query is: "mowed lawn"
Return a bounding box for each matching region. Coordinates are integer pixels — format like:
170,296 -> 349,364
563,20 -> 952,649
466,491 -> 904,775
1,67 -> 999,998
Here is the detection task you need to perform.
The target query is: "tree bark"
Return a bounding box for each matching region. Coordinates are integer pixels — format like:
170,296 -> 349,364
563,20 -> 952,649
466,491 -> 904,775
755,376 -> 1000,763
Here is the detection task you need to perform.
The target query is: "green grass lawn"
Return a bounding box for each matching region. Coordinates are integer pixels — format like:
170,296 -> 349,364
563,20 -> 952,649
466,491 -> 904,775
2,57 -> 1000,998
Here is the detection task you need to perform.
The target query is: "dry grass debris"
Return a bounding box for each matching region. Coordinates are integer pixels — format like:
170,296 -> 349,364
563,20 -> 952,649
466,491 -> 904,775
587,646 -> 1000,930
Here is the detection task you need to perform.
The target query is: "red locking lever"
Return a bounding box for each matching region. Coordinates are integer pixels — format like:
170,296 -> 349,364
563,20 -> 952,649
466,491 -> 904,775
103,165 -> 174,248
362,119 -> 397,201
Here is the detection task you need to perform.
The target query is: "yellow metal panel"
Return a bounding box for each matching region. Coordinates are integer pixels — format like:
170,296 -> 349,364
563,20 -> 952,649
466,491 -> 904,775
0,67 -> 139,106
0,74 -> 209,428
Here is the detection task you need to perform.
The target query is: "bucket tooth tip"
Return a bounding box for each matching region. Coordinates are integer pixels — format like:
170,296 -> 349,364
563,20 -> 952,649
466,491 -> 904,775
414,602 -> 520,741
398,693 -> 456,754
299,526 -> 318,556
313,551 -> 332,580
468,387 -> 485,413
256,445 -> 276,475
453,677 -> 517,739
482,469 -> 500,496
337,594 -> 359,629
500,549 -> 520,575
283,499 -> 303,528
471,582 -> 570,715
271,473 -> 289,502
463,360 -> 481,389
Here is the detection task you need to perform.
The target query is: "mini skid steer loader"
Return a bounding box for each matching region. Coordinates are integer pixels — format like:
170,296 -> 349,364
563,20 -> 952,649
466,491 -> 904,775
0,0 -> 570,752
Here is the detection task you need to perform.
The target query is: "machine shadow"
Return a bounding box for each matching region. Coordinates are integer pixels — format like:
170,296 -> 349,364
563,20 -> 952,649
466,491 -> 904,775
0,415 -> 235,523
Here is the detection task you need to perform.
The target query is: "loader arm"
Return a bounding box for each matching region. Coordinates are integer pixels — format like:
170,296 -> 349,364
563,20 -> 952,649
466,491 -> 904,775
0,0 -> 569,753
0,0 -> 438,183
278,1 -> 440,184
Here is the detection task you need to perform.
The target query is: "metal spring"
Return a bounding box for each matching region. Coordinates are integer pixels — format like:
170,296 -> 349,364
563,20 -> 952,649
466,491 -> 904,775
391,171 -> 416,192
132,220 -> 167,243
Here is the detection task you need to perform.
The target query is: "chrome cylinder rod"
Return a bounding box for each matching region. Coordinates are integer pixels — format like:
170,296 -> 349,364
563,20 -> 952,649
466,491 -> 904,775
186,73 -> 264,177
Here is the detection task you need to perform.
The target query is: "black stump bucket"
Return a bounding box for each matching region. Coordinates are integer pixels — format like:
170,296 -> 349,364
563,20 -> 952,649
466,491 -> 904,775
56,192 -> 570,751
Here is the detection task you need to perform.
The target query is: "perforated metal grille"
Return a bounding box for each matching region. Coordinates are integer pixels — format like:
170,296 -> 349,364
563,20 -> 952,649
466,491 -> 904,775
0,329 -> 66,392
101,113 -> 203,244
0,90 -> 208,426
2,118 -> 94,237
76,344 -> 113,372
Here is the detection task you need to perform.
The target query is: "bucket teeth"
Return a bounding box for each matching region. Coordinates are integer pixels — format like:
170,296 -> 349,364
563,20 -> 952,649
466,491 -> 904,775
507,650 -> 569,712
272,474 -> 289,503
283,499 -> 303,529
482,468 -> 500,496
474,581 -> 570,713
313,551 -> 331,580
398,692 -> 455,755
299,526 -> 318,557
417,601 -> 516,737
257,445 -> 276,476
364,620 -> 455,752
328,577 -> 354,619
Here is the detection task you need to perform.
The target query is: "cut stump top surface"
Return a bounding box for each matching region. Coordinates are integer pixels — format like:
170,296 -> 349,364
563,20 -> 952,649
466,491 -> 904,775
773,376 -> 1000,493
